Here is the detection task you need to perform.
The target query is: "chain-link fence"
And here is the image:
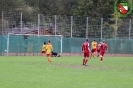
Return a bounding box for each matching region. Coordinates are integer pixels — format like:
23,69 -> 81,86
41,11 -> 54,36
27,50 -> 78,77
1,12 -> 133,38
0,12 -> 133,56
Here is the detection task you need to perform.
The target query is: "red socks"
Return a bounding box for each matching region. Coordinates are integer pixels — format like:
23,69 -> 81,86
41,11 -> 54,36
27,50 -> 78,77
83,59 -> 88,65
100,57 -> 103,61
85,59 -> 88,65
83,59 -> 85,65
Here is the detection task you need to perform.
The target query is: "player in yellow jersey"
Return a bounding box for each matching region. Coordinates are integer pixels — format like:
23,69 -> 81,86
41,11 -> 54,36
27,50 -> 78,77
41,42 -> 46,56
46,40 -> 53,62
91,40 -> 97,58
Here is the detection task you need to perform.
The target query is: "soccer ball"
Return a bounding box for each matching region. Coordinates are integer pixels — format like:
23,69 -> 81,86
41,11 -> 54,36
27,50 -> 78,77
4,50 -> 7,52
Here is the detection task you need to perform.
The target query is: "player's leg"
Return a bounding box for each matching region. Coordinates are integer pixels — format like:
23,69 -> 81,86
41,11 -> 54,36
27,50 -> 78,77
91,49 -> 96,59
83,53 -> 86,65
97,49 -> 100,57
83,55 -> 85,65
84,57 -> 87,65
90,50 -> 93,59
100,51 -> 104,62
93,50 -> 97,59
41,51 -> 45,56
99,51 -> 102,62
101,52 -> 105,61
47,54 -> 51,62
83,58 -> 85,65
95,49 -> 98,58
84,58 -> 88,66
84,52 -> 89,66
100,55 -> 103,62
97,52 -> 99,57
91,49 -> 93,57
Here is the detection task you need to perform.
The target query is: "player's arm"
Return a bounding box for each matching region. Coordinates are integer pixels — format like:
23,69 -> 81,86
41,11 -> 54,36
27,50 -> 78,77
88,48 -> 91,53
88,43 -> 91,52
42,45 -> 44,49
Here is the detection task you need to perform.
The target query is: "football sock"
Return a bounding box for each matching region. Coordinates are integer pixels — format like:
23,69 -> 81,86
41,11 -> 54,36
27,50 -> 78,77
100,57 -> 103,61
94,53 -> 97,58
90,54 -> 92,59
91,54 -> 93,57
94,54 -> 96,58
85,59 -> 88,65
47,57 -> 51,62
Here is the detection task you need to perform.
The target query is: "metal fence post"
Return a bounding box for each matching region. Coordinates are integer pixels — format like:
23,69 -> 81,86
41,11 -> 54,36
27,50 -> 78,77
1,11 -> 3,56
129,19 -> 131,40
37,14 -> 40,55
115,18 -> 118,39
71,16 -> 73,38
61,36 -> 63,55
2,11 -> 3,35
115,18 -> 118,56
54,15 -> 57,35
20,13 -> 22,34
86,17 -> 88,38
101,18 -> 103,39
38,14 -> 40,36
6,33 -> 10,56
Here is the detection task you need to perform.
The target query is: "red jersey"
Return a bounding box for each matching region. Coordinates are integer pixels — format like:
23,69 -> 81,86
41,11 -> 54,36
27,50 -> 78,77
100,43 -> 107,52
82,42 -> 89,53
97,43 -> 101,50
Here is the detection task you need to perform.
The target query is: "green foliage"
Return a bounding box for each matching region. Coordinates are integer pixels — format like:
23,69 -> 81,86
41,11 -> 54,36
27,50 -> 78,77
0,0 -> 118,17
0,0 -> 133,38
0,0 -> 132,17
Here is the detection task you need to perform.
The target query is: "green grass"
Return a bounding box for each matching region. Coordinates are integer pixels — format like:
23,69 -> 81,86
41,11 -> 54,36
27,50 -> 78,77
0,56 -> 133,88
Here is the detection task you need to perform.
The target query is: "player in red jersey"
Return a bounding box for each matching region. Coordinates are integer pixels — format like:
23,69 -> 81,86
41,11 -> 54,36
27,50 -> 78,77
99,40 -> 108,62
81,38 -> 91,66
97,42 -> 102,57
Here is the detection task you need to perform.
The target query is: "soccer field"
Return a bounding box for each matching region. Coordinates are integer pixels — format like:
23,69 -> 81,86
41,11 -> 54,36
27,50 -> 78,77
0,56 -> 133,88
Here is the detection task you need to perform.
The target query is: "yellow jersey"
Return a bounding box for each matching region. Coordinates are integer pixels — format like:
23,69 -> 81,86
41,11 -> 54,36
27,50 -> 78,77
46,43 -> 53,54
42,44 -> 46,51
92,41 -> 97,49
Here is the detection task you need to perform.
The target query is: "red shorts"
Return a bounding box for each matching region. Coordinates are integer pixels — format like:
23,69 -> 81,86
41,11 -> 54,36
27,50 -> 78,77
91,49 -> 97,53
46,54 -> 50,57
100,51 -> 105,56
41,51 -> 45,53
84,52 -> 89,57
97,49 -> 100,53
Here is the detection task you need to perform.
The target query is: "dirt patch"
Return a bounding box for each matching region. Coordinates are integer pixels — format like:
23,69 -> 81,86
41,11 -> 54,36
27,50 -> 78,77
52,63 -> 112,70
52,63 -> 133,71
